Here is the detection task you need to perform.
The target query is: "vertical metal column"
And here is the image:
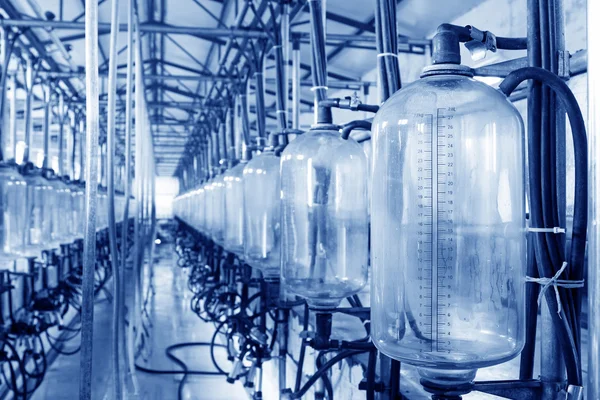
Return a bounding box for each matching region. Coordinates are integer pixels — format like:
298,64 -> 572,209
79,0 -> 100,397
106,0 -> 123,396
373,0 -> 402,396
588,0 -> 600,396
57,93 -> 66,175
79,115 -> 85,180
42,83 -> 52,169
0,27 -> 13,161
22,56 -> 34,163
535,0 -> 566,396
255,69 -> 266,138
291,41 -> 300,130
307,0 -> 328,124
9,74 -> 17,160
70,111 -> 77,178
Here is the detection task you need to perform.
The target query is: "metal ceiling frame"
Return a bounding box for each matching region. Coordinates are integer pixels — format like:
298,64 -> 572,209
0,0 -> 431,175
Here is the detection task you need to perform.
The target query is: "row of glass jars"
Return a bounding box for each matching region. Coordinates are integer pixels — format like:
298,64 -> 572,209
173,128 -> 369,310
174,66 -> 527,386
0,163 -> 130,262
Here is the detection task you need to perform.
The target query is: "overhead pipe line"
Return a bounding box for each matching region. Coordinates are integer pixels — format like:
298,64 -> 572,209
40,70 -> 377,88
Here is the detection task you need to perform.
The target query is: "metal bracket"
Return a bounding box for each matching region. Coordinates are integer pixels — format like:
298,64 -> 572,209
473,379 -> 543,400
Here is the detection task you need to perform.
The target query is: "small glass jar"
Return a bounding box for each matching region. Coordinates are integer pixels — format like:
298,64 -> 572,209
22,170 -> 55,255
223,162 -> 246,255
243,149 -> 281,277
0,164 -> 27,261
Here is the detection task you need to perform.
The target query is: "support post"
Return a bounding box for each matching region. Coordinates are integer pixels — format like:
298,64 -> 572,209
79,0 -> 100,397
292,40 -> 300,130
42,83 -> 53,170
588,0 -> 600,397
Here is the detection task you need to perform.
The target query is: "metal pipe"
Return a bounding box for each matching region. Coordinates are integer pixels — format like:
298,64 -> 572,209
106,0 -> 122,397
308,0 -> 329,123
225,108 -> 235,163
589,0 -> 600,394
42,83 -> 52,169
239,94 -> 251,149
202,2 -> 251,102
292,41 -> 300,130
538,0 -> 566,395
57,93 -> 66,175
296,31 -> 431,46
0,18 -> 266,38
282,2 -> 290,123
79,115 -> 84,180
9,74 -> 16,160
132,19 -> 144,358
39,70 -> 374,88
79,0 -> 100,396
255,71 -> 266,138
25,0 -> 77,71
374,0 -> 401,102
22,57 -> 34,163
217,121 -> 226,165
0,28 -> 13,161
70,112 -> 77,178
0,0 -> 80,97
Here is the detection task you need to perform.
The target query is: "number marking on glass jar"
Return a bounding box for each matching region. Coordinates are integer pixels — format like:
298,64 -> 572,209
416,108 -> 456,353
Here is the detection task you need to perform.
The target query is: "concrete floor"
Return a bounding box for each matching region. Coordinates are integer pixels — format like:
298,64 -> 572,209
31,243 -> 247,400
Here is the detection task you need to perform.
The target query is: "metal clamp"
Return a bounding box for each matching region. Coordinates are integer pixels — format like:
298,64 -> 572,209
558,50 -> 571,79
464,25 -> 497,61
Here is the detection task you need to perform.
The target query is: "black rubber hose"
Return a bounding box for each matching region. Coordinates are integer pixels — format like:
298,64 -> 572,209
316,351 -> 334,400
289,350 -> 365,399
134,342 -> 227,400
439,23 -> 527,49
519,233 -> 539,380
499,66 -> 587,386
341,120 -> 372,140
499,67 -> 587,285
495,36 -> 528,50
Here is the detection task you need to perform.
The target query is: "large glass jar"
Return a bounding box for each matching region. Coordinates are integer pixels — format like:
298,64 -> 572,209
280,126 -> 369,308
224,162 -> 246,255
243,150 -> 281,278
370,65 -> 526,388
22,171 -> 55,255
0,165 -> 27,261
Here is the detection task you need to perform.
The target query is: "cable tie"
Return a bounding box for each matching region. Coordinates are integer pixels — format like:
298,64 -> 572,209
527,227 -> 566,234
377,52 -> 399,58
310,85 -> 328,92
525,262 -> 584,317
